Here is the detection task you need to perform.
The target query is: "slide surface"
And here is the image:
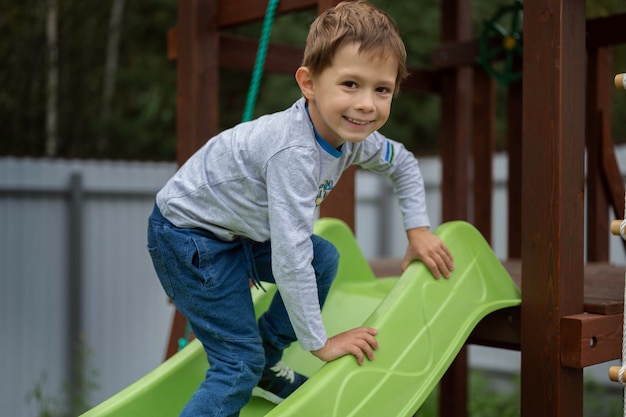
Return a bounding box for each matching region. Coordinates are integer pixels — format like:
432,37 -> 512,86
81,219 -> 521,417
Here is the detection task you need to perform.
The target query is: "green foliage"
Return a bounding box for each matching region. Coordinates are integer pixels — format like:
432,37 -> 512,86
1,0 -> 626,159
0,0 -> 176,159
414,370 -> 622,417
26,336 -> 99,417
468,372 -> 520,417
583,376 -> 622,416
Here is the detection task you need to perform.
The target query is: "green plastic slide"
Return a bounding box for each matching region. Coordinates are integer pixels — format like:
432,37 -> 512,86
81,219 -> 521,417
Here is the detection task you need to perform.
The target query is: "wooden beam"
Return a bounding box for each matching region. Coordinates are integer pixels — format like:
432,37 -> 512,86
168,31 -> 304,73
521,1 -> 586,417
166,305 -> 192,359
468,307 -> 521,350
599,110 -> 626,225
586,47 -> 612,262
167,0 -> 220,357
561,313 -> 623,368
219,35 -> 302,73
433,40 -> 477,69
432,13 -> 626,71
402,68 -> 442,95
439,9 -> 472,224
175,34 -> 442,96
472,67 -> 495,241
218,0 -> 317,28
586,13 -> 626,48
175,0 -> 219,165
506,79 -> 523,258
438,0 -> 472,415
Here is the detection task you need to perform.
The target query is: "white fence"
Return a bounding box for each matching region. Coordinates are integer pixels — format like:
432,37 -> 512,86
1,154 -> 624,416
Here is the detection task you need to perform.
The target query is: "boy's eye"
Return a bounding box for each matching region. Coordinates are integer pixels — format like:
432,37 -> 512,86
377,86 -> 392,94
343,81 -> 357,88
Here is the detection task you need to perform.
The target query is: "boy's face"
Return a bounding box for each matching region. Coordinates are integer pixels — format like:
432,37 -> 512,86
297,42 -> 397,148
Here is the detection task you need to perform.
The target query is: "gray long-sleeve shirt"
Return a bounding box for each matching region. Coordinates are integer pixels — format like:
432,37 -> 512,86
156,97 -> 430,351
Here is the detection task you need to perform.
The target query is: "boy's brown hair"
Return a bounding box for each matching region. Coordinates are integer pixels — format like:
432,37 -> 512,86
302,0 -> 408,93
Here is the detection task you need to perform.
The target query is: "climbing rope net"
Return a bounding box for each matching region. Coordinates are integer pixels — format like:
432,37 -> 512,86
610,209 -> 626,416
610,73 -> 626,414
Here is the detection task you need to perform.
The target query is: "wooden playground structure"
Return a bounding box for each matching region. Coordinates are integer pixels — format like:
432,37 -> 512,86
165,0 -> 626,415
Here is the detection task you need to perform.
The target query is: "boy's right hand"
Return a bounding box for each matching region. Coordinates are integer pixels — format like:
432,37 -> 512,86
311,327 -> 378,365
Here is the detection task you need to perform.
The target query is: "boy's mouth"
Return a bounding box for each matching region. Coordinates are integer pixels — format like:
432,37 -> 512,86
344,116 -> 371,126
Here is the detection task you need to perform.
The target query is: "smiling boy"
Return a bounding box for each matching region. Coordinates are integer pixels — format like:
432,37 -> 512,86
147,1 -> 454,416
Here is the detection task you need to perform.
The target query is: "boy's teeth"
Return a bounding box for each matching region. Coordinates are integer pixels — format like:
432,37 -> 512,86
346,117 -> 368,125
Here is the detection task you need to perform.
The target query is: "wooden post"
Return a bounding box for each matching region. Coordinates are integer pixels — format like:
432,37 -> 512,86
521,1 -> 585,416
439,0 -> 472,415
176,0 -> 219,166
166,0 -> 219,360
506,78 -> 523,258
586,47 -> 612,262
472,67 -> 495,242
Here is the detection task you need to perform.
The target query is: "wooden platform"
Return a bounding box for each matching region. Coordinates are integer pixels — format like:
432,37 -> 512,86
369,258 -> 625,368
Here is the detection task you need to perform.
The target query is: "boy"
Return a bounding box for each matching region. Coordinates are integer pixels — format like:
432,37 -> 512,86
147,1 -> 454,416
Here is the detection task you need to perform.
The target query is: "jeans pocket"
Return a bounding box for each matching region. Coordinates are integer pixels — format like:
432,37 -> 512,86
189,236 -> 219,289
148,244 -> 176,300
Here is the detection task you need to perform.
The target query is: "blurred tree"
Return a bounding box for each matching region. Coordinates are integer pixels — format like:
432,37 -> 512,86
99,0 -> 126,153
0,0 -> 625,160
46,0 -> 59,156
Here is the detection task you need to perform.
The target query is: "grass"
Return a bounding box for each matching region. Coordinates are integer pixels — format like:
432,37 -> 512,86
414,370 -> 623,417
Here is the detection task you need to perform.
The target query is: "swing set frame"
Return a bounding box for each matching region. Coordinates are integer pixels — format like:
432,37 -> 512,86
166,1 -> 626,416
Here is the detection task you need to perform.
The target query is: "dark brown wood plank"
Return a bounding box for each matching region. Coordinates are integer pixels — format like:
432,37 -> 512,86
583,263 -> 625,315
439,1 -> 473,415
439,69 -> 471,220
600,111 -> 626,225
505,260 -> 624,315
472,67 -> 495,242
176,0 -> 219,165
561,313 -> 623,368
468,307 -> 521,350
506,79 -> 523,258
219,34 -> 303,73
218,0 -> 317,28
586,13 -> 626,48
167,28 -> 177,61
439,348 -> 468,417
433,40 -> 477,69
168,31 -> 305,74
401,68 -> 442,95
167,0 -> 221,357
521,1 -> 586,415
586,47 -> 612,262
316,0 -> 339,13
166,306 -> 192,359
439,64 -> 471,221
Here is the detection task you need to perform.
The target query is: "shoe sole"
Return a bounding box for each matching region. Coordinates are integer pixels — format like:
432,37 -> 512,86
251,386 -> 284,405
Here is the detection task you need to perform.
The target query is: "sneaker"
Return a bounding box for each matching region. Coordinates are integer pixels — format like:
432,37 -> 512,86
252,361 -> 308,404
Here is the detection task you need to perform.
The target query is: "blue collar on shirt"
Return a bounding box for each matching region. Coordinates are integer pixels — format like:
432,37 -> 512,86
305,103 -> 343,158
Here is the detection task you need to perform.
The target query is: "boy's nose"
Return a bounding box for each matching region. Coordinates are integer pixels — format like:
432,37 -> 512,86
354,92 -> 375,112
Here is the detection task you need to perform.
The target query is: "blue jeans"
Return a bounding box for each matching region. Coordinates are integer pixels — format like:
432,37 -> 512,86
147,204 -> 338,417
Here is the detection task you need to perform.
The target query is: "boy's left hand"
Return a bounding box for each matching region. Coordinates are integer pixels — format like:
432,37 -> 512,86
402,227 -> 454,279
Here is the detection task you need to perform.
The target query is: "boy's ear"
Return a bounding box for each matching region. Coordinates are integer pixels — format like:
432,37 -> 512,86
295,67 -> 315,100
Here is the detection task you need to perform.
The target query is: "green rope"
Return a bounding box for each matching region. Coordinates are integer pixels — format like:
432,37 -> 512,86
178,321 -> 193,350
242,0 -> 281,122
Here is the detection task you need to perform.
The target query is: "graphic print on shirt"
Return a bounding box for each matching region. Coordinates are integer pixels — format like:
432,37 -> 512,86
316,179 -> 334,206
